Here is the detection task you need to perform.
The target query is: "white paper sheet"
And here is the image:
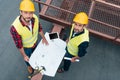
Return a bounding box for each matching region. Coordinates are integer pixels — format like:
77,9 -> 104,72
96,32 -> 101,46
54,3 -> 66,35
29,32 -> 66,77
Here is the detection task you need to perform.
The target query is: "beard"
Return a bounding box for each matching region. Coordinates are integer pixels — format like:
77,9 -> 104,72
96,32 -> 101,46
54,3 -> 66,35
74,29 -> 79,33
74,28 -> 83,33
24,18 -> 31,22
22,17 -> 32,23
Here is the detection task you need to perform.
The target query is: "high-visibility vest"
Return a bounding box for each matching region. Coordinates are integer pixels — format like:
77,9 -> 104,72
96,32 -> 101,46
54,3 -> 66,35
67,24 -> 89,56
12,14 -> 39,48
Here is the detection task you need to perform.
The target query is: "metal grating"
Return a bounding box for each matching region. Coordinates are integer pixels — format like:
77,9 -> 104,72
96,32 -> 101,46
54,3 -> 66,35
89,21 -> 120,38
105,0 -> 120,6
88,0 -> 120,42
35,0 -> 120,44
45,0 -> 74,22
91,1 -> 120,27
45,0 -> 91,24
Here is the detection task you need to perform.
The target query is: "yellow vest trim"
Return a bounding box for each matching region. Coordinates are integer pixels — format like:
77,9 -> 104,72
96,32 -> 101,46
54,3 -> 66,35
12,14 -> 39,48
67,24 -> 89,56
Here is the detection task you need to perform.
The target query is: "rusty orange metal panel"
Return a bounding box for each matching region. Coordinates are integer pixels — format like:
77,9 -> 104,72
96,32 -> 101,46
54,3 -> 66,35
51,24 -> 64,34
88,0 -> 120,44
34,0 -> 120,44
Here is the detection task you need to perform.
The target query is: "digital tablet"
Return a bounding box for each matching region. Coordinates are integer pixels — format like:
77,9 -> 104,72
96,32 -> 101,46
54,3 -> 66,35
49,32 -> 59,40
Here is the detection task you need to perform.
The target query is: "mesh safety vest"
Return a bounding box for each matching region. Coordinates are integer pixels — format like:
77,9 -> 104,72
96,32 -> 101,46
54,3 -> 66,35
12,14 -> 39,48
67,24 -> 89,56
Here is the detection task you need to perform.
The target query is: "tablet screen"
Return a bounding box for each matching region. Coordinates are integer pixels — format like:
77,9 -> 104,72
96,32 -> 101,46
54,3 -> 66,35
49,32 -> 59,40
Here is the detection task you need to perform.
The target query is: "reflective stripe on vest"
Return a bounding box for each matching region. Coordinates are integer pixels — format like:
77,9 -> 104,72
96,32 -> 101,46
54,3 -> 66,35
12,14 -> 39,48
67,24 -> 89,56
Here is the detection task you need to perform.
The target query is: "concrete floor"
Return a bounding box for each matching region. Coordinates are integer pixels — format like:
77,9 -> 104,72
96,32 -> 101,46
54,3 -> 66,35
0,0 -> 120,80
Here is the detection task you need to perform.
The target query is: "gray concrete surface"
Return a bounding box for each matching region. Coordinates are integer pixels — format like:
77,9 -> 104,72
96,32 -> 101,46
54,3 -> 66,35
0,0 -> 120,80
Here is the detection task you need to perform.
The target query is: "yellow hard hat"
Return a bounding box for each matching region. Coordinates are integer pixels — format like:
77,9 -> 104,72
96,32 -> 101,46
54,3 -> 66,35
19,0 -> 35,12
73,12 -> 88,24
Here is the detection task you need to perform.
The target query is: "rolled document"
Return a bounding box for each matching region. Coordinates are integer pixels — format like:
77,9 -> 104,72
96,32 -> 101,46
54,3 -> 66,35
64,57 -> 80,62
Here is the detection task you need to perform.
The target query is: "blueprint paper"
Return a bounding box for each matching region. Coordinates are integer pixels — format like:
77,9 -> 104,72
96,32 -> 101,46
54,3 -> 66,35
29,32 -> 66,77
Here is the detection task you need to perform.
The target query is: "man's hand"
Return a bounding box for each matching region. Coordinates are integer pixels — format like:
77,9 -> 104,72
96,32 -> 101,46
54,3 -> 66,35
66,38 -> 69,44
19,48 -> 30,62
24,56 -> 29,62
71,56 -> 79,62
42,38 -> 49,45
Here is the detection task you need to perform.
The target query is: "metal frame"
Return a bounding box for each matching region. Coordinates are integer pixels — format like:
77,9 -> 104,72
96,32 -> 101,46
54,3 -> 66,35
88,0 -> 120,44
34,0 -> 120,44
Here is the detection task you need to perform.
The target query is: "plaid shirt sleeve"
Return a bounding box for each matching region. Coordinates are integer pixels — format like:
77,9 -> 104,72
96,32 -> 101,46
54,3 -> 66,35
10,17 -> 42,49
10,26 -> 23,49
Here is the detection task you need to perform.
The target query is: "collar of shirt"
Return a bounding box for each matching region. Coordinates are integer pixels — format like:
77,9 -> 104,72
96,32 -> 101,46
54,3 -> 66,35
19,15 -> 35,27
72,29 -> 85,38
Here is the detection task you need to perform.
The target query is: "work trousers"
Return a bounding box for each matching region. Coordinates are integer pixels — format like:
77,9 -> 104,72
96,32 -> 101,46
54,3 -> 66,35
64,50 -> 74,71
24,47 -> 36,66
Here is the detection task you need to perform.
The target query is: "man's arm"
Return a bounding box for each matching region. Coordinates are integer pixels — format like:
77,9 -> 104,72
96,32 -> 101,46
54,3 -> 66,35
38,23 -> 48,45
39,30 -> 48,45
71,41 -> 89,62
19,47 -> 29,62
78,41 -> 89,57
10,26 -> 29,62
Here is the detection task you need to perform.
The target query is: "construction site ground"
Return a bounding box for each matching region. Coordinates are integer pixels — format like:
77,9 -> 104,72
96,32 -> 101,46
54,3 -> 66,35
0,0 -> 120,80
